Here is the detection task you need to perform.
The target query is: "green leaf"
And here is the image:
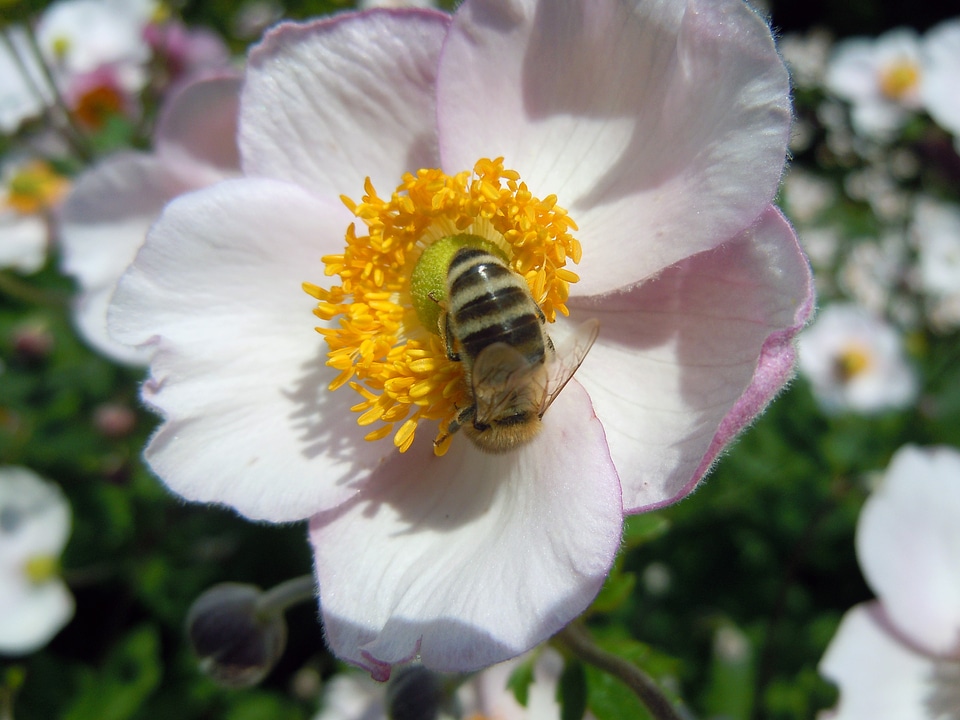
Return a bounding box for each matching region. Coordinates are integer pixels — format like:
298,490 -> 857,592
558,660 -> 588,720
591,570 -> 637,614
63,625 -> 162,720
622,513 -> 670,550
702,625 -> 755,720
507,655 -> 536,707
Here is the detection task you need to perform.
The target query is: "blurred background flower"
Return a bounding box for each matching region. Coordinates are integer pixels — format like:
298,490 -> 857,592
0,466 -> 73,655
818,445 -> 960,719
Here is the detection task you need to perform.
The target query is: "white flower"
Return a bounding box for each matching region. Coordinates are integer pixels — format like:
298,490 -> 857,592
825,28 -> 923,140
36,0 -> 156,94
819,445 -> 960,720
797,303 -> 917,414
0,467 -> 73,655
779,28 -> 833,90
838,234 -> 909,318
0,155 -> 69,274
60,73 -> 241,364
921,18 -> 960,145
782,167 -> 836,225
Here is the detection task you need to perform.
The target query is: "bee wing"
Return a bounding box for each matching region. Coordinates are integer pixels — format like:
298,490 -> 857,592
540,318 -> 600,417
470,342 -> 543,422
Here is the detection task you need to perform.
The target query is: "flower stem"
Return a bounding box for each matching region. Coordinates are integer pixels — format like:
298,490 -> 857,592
254,574 -> 315,619
556,621 -> 687,720
0,271 -> 65,307
15,25 -> 94,163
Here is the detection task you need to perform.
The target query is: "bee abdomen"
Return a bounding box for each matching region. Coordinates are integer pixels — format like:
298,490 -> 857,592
446,247 -> 546,365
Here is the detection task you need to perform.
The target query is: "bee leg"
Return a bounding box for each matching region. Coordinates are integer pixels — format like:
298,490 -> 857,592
432,405 -> 471,452
440,312 -> 461,362
535,303 -> 546,324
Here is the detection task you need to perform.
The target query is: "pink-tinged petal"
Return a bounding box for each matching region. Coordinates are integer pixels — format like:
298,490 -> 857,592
856,445 -> 960,657
59,152 -> 201,365
240,9 -> 449,197
109,179 -> 389,522
438,0 -> 791,295
155,73 -> 242,172
818,603 -> 935,720
310,381 -> 622,678
569,206 -> 813,513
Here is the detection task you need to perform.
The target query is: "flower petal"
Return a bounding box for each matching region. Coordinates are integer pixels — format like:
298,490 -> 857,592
59,152 -> 198,365
0,466 -> 71,564
569,206 -> 813,512
818,602 -> 935,720
155,73 -> 242,172
109,178 -> 386,522
240,9 -> 449,196
0,213 -> 47,274
437,0 -> 791,295
309,381 -> 622,678
0,579 -> 74,655
856,445 -> 960,656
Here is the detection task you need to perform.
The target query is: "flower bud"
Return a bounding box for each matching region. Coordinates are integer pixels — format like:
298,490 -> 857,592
384,665 -> 447,720
185,582 -> 287,688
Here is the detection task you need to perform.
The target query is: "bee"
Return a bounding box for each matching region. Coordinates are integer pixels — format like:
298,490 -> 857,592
436,246 -> 599,453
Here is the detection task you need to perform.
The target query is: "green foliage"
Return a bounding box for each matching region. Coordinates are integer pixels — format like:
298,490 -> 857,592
62,626 -> 162,720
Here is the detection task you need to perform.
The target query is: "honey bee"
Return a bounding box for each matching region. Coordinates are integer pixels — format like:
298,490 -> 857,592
436,246 -> 599,453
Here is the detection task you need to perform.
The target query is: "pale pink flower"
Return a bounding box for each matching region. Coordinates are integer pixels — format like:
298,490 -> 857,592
797,303 -> 916,414
819,445 -> 960,720
0,467 -> 73,655
825,29 -> 923,140
109,0 -> 813,677
60,73 -> 241,364
144,19 -> 233,90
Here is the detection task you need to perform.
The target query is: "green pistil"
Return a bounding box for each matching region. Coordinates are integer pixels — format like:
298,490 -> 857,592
409,234 -> 507,335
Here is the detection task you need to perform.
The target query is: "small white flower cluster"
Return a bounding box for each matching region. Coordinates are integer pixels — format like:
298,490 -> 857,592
780,18 -> 960,415
823,21 -> 960,145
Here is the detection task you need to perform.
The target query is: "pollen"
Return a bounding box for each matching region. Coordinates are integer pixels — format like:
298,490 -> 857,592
3,160 -> 70,216
878,59 -> 920,101
305,157 -> 582,455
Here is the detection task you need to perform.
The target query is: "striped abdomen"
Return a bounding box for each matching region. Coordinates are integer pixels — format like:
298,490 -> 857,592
445,247 -> 547,366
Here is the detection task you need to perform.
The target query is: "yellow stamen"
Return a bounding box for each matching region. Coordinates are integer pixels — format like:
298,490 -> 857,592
306,157 -> 582,454
835,344 -> 872,381
4,161 -> 70,215
24,555 -> 59,584
879,59 -> 920,100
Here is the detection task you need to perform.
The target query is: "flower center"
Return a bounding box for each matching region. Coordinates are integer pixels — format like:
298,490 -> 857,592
304,157 -> 582,456
834,344 -> 872,382
24,554 -> 60,584
878,59 -> 920,101
4,160 -> 70,215
72,83 -> 126,129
